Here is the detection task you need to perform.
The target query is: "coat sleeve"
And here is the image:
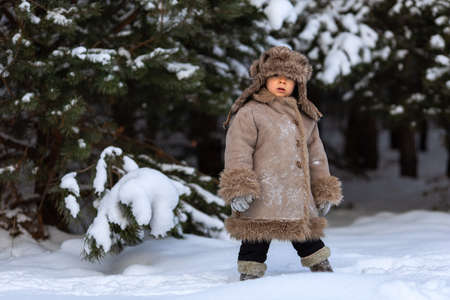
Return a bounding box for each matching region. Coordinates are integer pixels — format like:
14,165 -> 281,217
218,106 -> 261,205
307,122 -> 343,207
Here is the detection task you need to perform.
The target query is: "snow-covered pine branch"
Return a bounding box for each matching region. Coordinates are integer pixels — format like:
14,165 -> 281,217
84,167 -> 181,261
72,147 -> 226,261
59,172 -> 81,219
252,0 -> 378,84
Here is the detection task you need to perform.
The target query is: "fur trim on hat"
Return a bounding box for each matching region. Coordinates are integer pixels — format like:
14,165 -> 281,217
238,261 -> 267,277
218,168 -> 261,205
249,46 -> 312,83
311,176 -> 343,206
225,217 -> 327,242
301,246 -> 331,267
223,46 -> 321,128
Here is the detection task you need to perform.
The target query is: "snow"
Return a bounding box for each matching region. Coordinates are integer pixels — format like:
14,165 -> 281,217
254,0 -> 378,84
160,163 -> 195,175
139,0 -> 156,10
18,1 -> 30,12
0,165 -> 16,175
4,209 -> 31,222
71,47 -> 116,65
189,183 -> 225,206
78,139 -> 86,148
64,195 -> 80,218
93,146 -> 123,195
30,14 -> 40,24
406,93 -> 425,104
426,66 -> 447,81
60,172 -> 80,197
299,18 -> 320,42
228,59 -> 248,78
86,168 -> 179,254
133,48 -> 177,69
166,62 -> 199,80
342,13 -> 359,33
435,55 -> 449,66
180,201 -> 224,234
199,175 -> 212,182
430,34 -> 445,49
0,210 -> 449,299
0,63 -> 9,78
20,93 -> 34,103
12,33 -> 22,44
319,50 -> 349,84
123,156 -> 139,172
390,105 -> 404,115
264,0 -> 296,30
435,16 -> 447,26
46,8 -> 74,26
213,45 -> 225,57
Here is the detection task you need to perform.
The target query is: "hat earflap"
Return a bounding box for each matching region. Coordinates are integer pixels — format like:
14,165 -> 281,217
297,82 -> 323,121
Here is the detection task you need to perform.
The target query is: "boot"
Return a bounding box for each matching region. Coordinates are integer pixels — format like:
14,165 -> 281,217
240,273 -> 260,281
310,258 -> 333,272
300,246 -> 333,272
238,260 -> 267,281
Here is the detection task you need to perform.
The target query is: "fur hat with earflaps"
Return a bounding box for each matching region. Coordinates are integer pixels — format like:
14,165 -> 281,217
223,46 -> 323,128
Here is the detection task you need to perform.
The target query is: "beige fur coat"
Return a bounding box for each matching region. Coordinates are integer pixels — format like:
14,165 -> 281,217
218,87 -> 343,242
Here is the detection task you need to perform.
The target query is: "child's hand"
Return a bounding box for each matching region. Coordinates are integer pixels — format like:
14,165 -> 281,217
230,195 -> 254,212
318,202 -> 332,216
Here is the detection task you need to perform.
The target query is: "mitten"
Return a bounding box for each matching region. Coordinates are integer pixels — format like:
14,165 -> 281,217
230,195 -> 254,212
318,202 -> 332,216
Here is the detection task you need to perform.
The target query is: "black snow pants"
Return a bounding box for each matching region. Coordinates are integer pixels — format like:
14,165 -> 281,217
238,239 -> 325,263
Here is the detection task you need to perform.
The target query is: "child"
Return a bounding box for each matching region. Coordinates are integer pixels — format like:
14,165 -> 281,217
218,46 -> 343,281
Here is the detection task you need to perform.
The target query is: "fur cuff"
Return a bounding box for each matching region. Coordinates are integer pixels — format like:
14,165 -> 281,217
218,168 -> 261,205
311,176 -> 343,206
301,246 -> 331,267
225,217 -> 327,242
238,260 -> 267,277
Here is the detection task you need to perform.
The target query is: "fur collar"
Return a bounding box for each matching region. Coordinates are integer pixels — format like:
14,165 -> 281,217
252,88 -> 323,121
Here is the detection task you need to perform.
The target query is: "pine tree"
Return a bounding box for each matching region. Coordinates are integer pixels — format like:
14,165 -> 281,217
359,0 -> 449,177
256,0 -> 379,171
0,0 -> 266,240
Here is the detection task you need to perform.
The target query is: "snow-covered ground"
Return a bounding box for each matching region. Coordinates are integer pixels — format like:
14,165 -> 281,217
0,210 -> 449,299
2,111 -> 448,299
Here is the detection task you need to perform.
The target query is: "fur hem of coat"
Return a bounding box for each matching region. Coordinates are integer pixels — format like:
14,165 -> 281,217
311,176 -> 343,206
225,217 -> 327,242
237,260 -> 267,277
218,168 -> 261,205
301,246 -> 331,267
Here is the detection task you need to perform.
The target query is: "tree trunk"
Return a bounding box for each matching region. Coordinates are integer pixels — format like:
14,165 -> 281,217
419,118 -> 428,152
398,123 -> 417,177
111,93 -> 136,138
390,126 -> 401,150
188,111 -> 222,176
34,128 -> 66,237
446,127 -> 450,178
344,103 -> 379,169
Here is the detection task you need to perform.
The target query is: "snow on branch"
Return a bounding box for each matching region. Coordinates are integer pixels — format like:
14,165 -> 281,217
252,0 -> 379,84
93,146 -> 123,196
166,62 -> 199,80
59,172 -> 80,218
84,168 -> 180,257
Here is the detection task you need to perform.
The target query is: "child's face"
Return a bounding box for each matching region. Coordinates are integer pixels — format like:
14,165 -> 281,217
266,75 -> 295,97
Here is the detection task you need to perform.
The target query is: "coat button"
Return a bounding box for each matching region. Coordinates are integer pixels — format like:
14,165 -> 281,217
293,119 -> 299,126
296,139 -> 301,147
296,160 -> 302,168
